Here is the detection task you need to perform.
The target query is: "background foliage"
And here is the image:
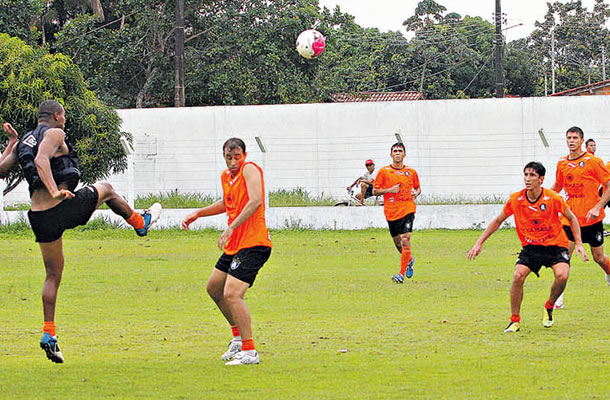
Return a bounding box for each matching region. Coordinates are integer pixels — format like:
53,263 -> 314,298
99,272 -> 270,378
0,33 -> 128,193
1,0 -> 609,106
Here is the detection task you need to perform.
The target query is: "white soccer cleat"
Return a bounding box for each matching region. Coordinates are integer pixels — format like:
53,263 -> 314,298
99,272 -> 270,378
135,202 -> 162,237
221,340 -> 242,361
543,307 -> 554,328
553,293 -> 564,310
605,273 -> 610,287
146,202 -> 162,226
225,350 -> 259,365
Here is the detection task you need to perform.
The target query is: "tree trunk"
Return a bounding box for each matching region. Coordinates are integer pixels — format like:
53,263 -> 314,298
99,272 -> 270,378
90,0 -> 105,21
136,66 -> 159,108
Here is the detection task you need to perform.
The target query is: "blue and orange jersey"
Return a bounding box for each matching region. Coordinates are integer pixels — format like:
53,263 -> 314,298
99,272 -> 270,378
374,165 -> 420,221
503,188 -> 570,248
555,152 -> 610,227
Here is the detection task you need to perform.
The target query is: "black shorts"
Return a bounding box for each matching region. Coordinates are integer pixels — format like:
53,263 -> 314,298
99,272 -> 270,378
516,245 -> 570,276
214,246 -> 271,287
563,221 -> 604,247
28,185 -> 99,243
387,213 -> 415,237
364,185 -> 373,199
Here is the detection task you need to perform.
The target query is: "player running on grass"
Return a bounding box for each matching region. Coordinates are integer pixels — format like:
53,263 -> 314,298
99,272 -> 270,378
551,127 -> 610,309
0,101 -> 161,363
373,142 -> 421,283
181,138 -> 271,366
468,162 -> 588,332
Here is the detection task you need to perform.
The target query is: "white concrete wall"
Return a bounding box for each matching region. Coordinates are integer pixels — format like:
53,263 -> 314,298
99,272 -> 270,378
4,96 -> 610,204
1,204 -> 509,231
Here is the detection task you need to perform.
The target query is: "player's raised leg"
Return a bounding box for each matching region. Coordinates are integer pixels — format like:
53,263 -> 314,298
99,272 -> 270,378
93,182 -> 161,236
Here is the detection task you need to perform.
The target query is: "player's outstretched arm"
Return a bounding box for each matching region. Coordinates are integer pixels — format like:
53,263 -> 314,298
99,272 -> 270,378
217,163 -> 263,250
564,207 -> 589,262
467,211 -> 509,261
0,122 -> 19,177
181,200 -> 226,230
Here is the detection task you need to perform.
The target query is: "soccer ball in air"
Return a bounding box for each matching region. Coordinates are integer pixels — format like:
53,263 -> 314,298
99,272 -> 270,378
296,29 -> 325,59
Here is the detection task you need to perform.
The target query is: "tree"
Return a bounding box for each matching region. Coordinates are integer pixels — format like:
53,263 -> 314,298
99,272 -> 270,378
529,0 -> 610,94
35,0 -> 106,44
503,39 -> 537,97
55,0 -> 360,107
0,33 -> 128,194
403,0 -> 447,32
56,0 -> 212,108
0,0 -> 45,44
400,1 -> 496,99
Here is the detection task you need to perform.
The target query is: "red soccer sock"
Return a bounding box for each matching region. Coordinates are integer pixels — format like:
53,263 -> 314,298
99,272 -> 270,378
399,246 -> 411,276
43,321 -> 56,336
510,314 -> 520,323
241,338 -> 255,351
125,211 -> 145,230
545,299 -> 553,310
231,325 -> 240,339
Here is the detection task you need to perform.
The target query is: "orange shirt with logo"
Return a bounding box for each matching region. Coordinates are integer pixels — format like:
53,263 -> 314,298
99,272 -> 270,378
374,165 -> 420,221
503,188 -> 570,248
555,153 -> 610,227
221,161 -> 272,255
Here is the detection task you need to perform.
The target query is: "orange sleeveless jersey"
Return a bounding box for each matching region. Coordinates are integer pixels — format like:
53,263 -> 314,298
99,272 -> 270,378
373,165 -> 420,221
555,153 -> 610,227
221,161 -> 272,255
503,188 -> 570,248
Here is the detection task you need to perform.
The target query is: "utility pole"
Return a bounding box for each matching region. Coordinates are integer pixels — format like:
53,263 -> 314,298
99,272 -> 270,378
551,29 -> 556,94
603,45 -> 606,81
494,0 -> 504,98
174,0 -> 185,107
544,75 -> 548,96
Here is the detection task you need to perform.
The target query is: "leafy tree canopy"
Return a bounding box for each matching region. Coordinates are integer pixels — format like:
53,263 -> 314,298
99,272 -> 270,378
0,33 -> 128,193
2,0 -> 608,107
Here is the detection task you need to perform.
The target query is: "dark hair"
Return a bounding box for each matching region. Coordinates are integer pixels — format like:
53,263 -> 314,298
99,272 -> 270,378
585,138 -> 596,146
223,137 -> 246,153
37,100 -> 64,121
391,142 -> 405,152
523,161 -> 546,177
566,126 -> 584,138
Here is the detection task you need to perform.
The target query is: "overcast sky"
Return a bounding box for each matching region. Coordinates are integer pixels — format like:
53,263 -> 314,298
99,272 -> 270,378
318,0 -> 600,42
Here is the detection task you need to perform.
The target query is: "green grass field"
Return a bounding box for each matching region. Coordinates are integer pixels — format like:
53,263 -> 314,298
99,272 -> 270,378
1,228 -> 609,399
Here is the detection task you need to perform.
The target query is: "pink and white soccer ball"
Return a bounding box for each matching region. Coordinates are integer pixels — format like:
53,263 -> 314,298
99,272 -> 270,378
296,29 -> 325,59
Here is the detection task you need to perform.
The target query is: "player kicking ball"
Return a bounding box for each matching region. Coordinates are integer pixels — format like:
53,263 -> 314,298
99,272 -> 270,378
1,102 -> 161,363
468,162 -> 588,332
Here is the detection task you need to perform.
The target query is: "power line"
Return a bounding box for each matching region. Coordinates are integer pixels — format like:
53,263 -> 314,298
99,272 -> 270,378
55,10 -> 139,47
